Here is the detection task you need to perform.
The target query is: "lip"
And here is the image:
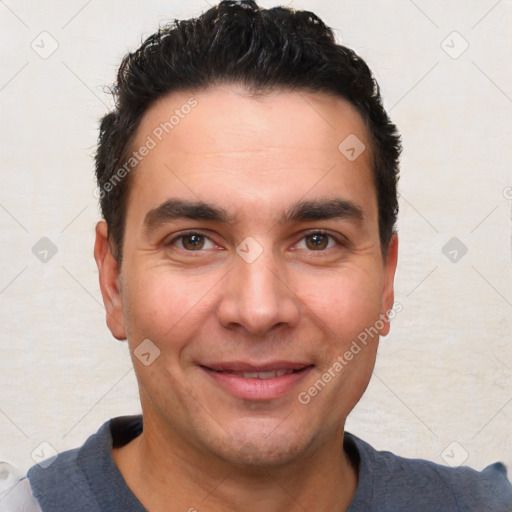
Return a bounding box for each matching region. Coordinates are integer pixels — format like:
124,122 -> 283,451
203,361 -> 311,372
200,362 -> 314,400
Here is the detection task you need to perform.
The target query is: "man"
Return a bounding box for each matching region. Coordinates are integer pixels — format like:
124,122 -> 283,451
5,1 -> 510,510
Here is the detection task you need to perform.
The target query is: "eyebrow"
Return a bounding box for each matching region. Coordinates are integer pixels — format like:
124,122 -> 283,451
143,197 -> 365,233
144,199 -> 230,233
283,198 -> 365,224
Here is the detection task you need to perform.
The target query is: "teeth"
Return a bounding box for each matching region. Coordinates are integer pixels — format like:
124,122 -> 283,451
238,369 -> 294,379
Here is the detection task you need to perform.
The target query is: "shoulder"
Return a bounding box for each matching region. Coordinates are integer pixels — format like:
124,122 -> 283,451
27,443 -> 97,511
26,419 -> 114,512
26,415 -> 142,512
346,433 -> 512,511
27,443 -> 83,488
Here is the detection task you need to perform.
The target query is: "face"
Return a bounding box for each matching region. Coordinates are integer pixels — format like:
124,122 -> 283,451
96,85 -> 398,467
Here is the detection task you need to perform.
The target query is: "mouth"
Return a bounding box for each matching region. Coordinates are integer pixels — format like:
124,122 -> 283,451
216,368 -> 299,379
199,362 -> 314,400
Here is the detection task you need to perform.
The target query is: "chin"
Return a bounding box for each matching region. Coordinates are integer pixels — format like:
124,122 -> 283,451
201,417 -> 315,468
221,439 -> 309,468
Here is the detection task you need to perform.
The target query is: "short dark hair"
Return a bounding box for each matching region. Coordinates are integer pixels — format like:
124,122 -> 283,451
95,0 -> 401,265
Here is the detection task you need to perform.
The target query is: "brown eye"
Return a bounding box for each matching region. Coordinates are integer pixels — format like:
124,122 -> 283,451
181,234 -> 205,250
305,233 -> 329,250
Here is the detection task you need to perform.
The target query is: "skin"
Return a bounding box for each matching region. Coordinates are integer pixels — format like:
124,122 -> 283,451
95,84 -> 398,512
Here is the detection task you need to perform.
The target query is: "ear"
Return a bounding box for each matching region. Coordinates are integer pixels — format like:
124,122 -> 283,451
94,221 -> 127,340
378,232 -> 399,337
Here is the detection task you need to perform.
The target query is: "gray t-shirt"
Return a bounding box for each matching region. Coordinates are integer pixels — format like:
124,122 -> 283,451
23,415 -> 512,511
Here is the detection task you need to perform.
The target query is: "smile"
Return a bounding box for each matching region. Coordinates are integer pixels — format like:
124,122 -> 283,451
200,363 -> 314,400
225,369 -> 296,379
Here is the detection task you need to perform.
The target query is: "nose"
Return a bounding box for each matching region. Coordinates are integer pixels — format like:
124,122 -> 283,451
217,251 -> 301,336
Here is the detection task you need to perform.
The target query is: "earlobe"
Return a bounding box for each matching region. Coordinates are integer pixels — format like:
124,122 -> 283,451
379,233 -> 399,337
94,221 -> 127,340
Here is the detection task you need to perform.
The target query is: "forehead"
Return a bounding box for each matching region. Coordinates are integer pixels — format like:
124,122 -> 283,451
134,85 -> 370,160
126,85 -> 376,224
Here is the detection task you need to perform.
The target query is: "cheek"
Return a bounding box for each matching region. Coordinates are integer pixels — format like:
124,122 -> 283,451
299,265 -> 383,339
295,268 -> 383,418
121,267 -> 218,344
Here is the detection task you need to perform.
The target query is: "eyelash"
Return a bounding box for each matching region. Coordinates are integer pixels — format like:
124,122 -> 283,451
166,229 -> 347,252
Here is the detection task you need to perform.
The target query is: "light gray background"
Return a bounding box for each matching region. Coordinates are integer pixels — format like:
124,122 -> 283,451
1,0 -> 511,476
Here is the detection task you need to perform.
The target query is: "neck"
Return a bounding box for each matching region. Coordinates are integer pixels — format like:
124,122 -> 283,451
112,413 -> 358,512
